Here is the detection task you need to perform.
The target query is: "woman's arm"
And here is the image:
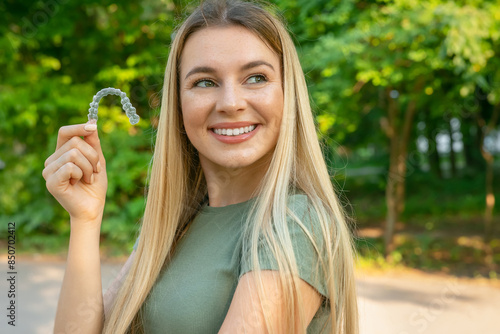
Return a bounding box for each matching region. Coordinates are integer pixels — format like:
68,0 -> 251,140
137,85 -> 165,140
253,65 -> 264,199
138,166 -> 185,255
43,123 -> 107,333
54,219 -> 104,333
218,271 -> 322,333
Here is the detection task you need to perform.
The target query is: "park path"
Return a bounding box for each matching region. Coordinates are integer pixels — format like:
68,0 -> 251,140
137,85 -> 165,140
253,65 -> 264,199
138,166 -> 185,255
0,259 -> 499,334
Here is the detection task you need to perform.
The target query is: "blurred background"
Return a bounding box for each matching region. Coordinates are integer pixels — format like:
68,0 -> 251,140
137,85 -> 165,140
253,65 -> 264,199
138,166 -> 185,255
0,0 -> 499,333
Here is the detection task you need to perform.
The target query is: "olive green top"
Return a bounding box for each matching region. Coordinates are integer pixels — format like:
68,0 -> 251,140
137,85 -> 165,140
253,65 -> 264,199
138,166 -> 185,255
133,193 -> 331,333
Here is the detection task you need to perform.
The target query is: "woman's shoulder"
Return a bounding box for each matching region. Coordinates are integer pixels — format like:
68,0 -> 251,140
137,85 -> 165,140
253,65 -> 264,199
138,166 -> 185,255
286,190 -> 322,222
285,190 -> 327,241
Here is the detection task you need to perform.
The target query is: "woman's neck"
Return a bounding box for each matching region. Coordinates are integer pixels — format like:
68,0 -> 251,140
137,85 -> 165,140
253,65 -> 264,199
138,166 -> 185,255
201,154 -> 272,207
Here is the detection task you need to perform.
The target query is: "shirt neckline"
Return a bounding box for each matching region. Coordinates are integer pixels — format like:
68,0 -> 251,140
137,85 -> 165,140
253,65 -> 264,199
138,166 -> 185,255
201,196 -> 257,215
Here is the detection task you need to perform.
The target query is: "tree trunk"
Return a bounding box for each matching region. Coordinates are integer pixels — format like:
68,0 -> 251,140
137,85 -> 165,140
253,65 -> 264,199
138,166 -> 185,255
424,111 -> 442,178
462,118 -> 485,171
485,156 -> 494,236
385,125 -> 400,256
478,103 -> 500,238
382,85 -> 420,259
395,99 -> 417,215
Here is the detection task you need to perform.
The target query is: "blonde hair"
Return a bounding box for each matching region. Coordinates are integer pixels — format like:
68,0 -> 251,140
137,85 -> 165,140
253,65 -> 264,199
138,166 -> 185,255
104,1 -> 359,333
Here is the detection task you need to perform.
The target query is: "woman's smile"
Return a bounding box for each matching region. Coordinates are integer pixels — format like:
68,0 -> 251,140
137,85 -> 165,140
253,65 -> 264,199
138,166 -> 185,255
179,25 -> 283,170
209,122 -> 260,144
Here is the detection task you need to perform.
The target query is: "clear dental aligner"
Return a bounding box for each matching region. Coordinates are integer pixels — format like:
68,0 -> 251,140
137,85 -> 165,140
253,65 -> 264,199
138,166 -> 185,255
87,87 -> 140,125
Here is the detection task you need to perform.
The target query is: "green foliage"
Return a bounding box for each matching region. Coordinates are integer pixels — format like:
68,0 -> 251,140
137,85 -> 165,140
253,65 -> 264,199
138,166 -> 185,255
287,0 -> 500,148
348,170 -> 500,223
0,0 -> 176,247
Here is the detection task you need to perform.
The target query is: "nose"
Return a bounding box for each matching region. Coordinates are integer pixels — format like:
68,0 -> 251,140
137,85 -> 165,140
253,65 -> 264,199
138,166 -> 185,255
216,83 -> 247,114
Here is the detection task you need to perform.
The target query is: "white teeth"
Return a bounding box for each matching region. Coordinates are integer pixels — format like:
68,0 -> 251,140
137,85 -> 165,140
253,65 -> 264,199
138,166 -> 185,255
213,125 -> 256,136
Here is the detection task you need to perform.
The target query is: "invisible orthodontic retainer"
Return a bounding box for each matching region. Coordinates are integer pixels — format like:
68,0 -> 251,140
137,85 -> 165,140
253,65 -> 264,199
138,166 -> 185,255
87,87 -> 140,125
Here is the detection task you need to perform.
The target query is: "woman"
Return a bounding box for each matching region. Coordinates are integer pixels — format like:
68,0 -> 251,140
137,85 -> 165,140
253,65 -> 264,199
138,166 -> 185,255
43,0 -> 359,333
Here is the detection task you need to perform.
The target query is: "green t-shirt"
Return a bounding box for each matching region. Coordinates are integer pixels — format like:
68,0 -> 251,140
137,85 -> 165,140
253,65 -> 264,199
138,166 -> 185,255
133,193 -> 331,333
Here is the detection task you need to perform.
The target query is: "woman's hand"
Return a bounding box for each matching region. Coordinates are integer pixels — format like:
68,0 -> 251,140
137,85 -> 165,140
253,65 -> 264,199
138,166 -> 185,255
43,122 -> 107,227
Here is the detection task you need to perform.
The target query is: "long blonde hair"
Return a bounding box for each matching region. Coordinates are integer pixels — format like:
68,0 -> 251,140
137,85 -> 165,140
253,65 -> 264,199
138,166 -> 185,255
104,1 -> 359,333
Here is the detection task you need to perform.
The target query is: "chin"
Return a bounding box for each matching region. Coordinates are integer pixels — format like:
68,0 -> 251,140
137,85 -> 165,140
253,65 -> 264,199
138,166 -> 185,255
217,158 -> 256,170
200,149 -> 273,172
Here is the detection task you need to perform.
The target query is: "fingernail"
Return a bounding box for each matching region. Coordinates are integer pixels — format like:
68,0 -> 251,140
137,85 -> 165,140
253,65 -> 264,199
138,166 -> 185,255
90,174 -> 95,184
97,161 -> 101,173
84,124 -> 97,131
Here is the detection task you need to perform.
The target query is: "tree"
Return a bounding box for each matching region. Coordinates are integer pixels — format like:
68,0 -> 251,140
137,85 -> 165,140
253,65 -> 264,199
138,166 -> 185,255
279,0 -> 500,256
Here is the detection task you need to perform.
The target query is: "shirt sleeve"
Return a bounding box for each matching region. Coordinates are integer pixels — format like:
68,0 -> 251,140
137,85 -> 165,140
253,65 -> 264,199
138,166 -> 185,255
238,194 -> 329,298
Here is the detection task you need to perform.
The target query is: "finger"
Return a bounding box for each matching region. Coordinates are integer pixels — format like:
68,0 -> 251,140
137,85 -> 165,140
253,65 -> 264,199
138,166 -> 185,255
45,136 -> 100,173
55,122 -> 98,151
43,148 -> 95,184
45,162 -> 84,195
83,125 -> 106,168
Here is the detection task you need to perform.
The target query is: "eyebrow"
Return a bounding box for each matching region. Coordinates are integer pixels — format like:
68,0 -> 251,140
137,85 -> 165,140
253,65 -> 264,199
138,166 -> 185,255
184,60 -> 275,80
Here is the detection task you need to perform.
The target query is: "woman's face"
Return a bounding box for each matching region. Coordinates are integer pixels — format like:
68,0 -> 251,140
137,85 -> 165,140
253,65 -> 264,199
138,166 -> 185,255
179,25 -> 283,171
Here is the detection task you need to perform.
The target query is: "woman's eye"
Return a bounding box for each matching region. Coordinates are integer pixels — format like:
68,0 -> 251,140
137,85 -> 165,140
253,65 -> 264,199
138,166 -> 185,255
247,75 -> 267,84
194,79 -> 216,88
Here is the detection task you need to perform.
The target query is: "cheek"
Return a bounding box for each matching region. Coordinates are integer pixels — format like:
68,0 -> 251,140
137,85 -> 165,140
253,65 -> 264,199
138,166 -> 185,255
181,91 -> 208,123
269,92 -> 284,140
181,93 -> 206,143
257,87 -> 284,130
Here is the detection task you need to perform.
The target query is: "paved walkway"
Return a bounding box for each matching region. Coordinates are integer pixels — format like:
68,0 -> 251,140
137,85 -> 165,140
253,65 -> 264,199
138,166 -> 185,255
1,260 -> 498,333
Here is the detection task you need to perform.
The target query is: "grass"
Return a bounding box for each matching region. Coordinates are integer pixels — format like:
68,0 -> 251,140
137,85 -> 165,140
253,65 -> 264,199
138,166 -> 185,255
355,233 -> 500,279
